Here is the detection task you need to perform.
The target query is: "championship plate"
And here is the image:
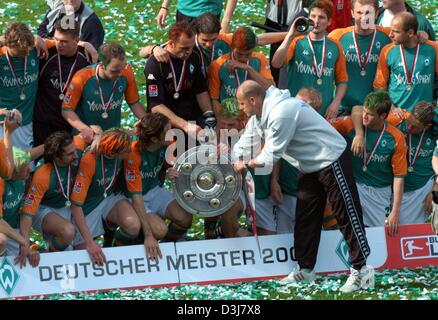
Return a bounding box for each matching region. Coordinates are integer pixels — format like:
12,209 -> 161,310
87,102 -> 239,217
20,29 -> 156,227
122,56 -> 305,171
173,145 -> 242,218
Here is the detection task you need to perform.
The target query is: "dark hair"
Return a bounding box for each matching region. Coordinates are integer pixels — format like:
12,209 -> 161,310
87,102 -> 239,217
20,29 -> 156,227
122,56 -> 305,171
98,42 -> 126,67
4,22 -> 34,49
195,13 -> 221,35
350,0 -> 379,12
412,101 -> 435,126
44,131 -> 73,163
136,113 -> 170,151
309,0 -> 334,20
364,91 -> 392,116
53,19 -> 80,38
168,21 -> 195,42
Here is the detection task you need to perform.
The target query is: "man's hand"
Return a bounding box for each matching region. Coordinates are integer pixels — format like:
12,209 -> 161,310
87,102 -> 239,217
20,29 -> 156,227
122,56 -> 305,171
423,192 -> 433,214
14,243 -> 30,268
157,7 -> 168,28
3,109 -> 22,133
202,110 -> 217,129
417,31 -> 429,44
233,160 -> 247,173
225,60 -> 249,73
152,45 -> 169,63
79,126 -> 95,144
385,212 -> 400,237
86,240 -> 106,265
80,41 -> 98,64
34,35 -> 48,59
270,179 -> 283,204
185,121 -> 202,138
144,234 -> 162,260
165,167 -> 179,180
390,105 -> 404,119
27,248 -> 40,268
351,135 -> 364,156
325,102 -> 339,119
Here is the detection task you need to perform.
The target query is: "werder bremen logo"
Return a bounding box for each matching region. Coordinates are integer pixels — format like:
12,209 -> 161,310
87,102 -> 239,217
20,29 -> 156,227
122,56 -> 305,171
0,258 -> 20,296
336,238 -> 351,268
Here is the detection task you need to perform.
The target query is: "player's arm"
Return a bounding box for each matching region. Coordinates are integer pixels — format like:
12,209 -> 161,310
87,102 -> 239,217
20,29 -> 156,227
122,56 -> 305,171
271,17 -> 302,68
257,32 -> 288,46
14,214 -> 34,268
157,0 -> 171,28
270,161 -> 283,204
221,0 -> 237,33
350,106 -> 364,156
387,177 -> 403,237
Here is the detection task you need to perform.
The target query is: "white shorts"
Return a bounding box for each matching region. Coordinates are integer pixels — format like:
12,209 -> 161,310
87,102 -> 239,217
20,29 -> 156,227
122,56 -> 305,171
73,193 -> 126,246
0,229 -> 20,257
254,195 -> 297,233
357,183 -> 392,227
141,186 -> 174,219
32,205 -> 72,236
0,123 -> 33,151
400,177 -> 434,225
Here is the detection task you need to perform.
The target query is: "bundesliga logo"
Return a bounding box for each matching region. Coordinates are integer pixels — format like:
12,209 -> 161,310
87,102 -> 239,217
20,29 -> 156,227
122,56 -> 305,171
400,235 -> 438,260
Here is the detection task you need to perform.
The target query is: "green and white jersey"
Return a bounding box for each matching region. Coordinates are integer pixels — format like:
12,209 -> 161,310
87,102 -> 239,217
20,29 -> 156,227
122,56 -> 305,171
0,47 -> 39,126
177,0 -> 223,18
285,35 -> 348,116
1,179 -> 25,229
329,27 -> 391,113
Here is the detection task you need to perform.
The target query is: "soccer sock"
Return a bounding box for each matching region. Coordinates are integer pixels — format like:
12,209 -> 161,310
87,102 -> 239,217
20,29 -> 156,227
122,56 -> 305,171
163,222 -> 188,242
204,217 -> 224,239
103,219 -> 117,248
47,235 -> 69,252
113,227 -> 138,247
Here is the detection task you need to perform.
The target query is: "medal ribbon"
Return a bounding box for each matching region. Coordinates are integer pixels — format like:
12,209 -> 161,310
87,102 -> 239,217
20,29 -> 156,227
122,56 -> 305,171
95,64 -> 118,115
400,43 -> 419,85
195,35 -> 215,78
57,53 -> 78,95
307,35 -> 326,79
363,122 -> 386,168
101,156 -> 119,196
231,52 -> 249,88
169,57 -> 187,94
6,50 -> 27,93
408,129 -> 426,168
53,162 -> 71,202
352,29 -> 376,71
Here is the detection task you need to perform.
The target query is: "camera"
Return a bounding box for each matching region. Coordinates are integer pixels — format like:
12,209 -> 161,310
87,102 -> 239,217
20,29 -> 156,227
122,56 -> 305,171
294,17 -> 315,33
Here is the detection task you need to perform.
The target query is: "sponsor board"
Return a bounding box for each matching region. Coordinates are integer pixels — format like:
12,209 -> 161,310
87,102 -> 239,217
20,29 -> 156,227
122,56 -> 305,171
0,225 -> 435,299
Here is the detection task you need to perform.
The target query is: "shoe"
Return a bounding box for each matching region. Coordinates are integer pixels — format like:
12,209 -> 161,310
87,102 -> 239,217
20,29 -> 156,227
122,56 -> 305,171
279,265 -> 316,285
340,265 -> 375,293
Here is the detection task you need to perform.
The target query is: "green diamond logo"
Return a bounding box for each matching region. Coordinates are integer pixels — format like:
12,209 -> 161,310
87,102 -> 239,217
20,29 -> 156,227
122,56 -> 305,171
0,258 -> 20,296
335,238 -> 351,269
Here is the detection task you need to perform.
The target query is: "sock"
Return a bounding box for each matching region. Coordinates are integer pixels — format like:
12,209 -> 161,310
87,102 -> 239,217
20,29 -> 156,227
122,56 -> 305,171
163,222 -> 188,242
204,217 -> 224,239
113,227 -> 138,247
103,219 -> 117,248
47,235 -> 69,252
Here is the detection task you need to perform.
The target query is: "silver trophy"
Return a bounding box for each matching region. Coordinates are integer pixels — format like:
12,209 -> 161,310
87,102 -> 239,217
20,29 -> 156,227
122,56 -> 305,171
173,145 -> 242,218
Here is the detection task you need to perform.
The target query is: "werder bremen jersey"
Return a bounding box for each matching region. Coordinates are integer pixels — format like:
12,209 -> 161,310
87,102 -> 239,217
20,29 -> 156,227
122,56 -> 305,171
374,41 -> 438,112
331,116 -> 407,188
328,26 -> 391,112
196,33 -> 232,76
0,178 -> 25,229
387,112 -> 435,192
0,47 -> 41,126
21,136 -> 86,216
70,149 -> 122,215
177,0 -> 223,17
209,52 -> 273,101
62,63 -> 140,131
123,140 -> 166,197
286,35 -> 348,116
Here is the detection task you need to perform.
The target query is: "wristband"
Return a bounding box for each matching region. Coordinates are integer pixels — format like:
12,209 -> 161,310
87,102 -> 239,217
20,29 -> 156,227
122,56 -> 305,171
161,6 -> 168,10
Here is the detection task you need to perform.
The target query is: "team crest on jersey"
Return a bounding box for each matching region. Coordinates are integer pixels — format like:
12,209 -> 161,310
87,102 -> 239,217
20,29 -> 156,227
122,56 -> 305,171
327,52 -> 332,59
148,84 -> 159,97
126,169 -> 135,181
424,59 -> 430,66
147,73 -> 156,80
376,42 -> 381,49
24,194 -> 34,205
189,64 -> 195,74
118,85 -> 123,92
31,59 -> 36,67
73,181 -> 82,193
380,139 -> 387,148
426,138 -> 432,146
217,49 -> 223,56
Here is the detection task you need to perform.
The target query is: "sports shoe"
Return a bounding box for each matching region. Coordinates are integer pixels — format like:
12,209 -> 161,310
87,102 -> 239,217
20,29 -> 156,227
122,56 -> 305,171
340,265 -> 375,293
279,265 -> 316,285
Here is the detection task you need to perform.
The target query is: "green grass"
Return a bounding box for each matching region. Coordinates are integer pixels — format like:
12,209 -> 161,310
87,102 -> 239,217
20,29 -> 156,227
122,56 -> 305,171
1,0 -> 437,300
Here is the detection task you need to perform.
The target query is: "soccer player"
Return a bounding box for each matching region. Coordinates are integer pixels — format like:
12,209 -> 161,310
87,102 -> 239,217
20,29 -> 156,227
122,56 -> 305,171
38,0 -> 105,50
376,0 -> 435,41
385,102 -> 435,224
331,91 -> 407,233
233,80 -> 373,293
69,128 -> 138,265
33,21 -> 90,147
374,12 -> 438,119
272,0 -> 348,118
144,22 -> 216,140
328,0 -> 391,115
62,42 -> 146,144
0,23 -> 49,150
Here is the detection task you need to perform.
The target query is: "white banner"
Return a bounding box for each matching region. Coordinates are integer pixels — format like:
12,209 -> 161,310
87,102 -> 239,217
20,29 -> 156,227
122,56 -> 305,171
0,227 -> 387,299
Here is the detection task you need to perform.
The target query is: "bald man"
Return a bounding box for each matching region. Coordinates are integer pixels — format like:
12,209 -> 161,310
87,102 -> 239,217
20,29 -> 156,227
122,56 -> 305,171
232,80 -> 373,293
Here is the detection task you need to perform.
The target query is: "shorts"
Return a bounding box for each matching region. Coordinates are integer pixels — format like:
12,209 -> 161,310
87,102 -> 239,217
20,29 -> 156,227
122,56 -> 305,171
254,195 -> 296,233
357,183 -> 392,227
0,229 -> 20,257
32,205 -> 72,236
400,177 -> 434,224
141,186 -> 174,219
73,193 -> 126,246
